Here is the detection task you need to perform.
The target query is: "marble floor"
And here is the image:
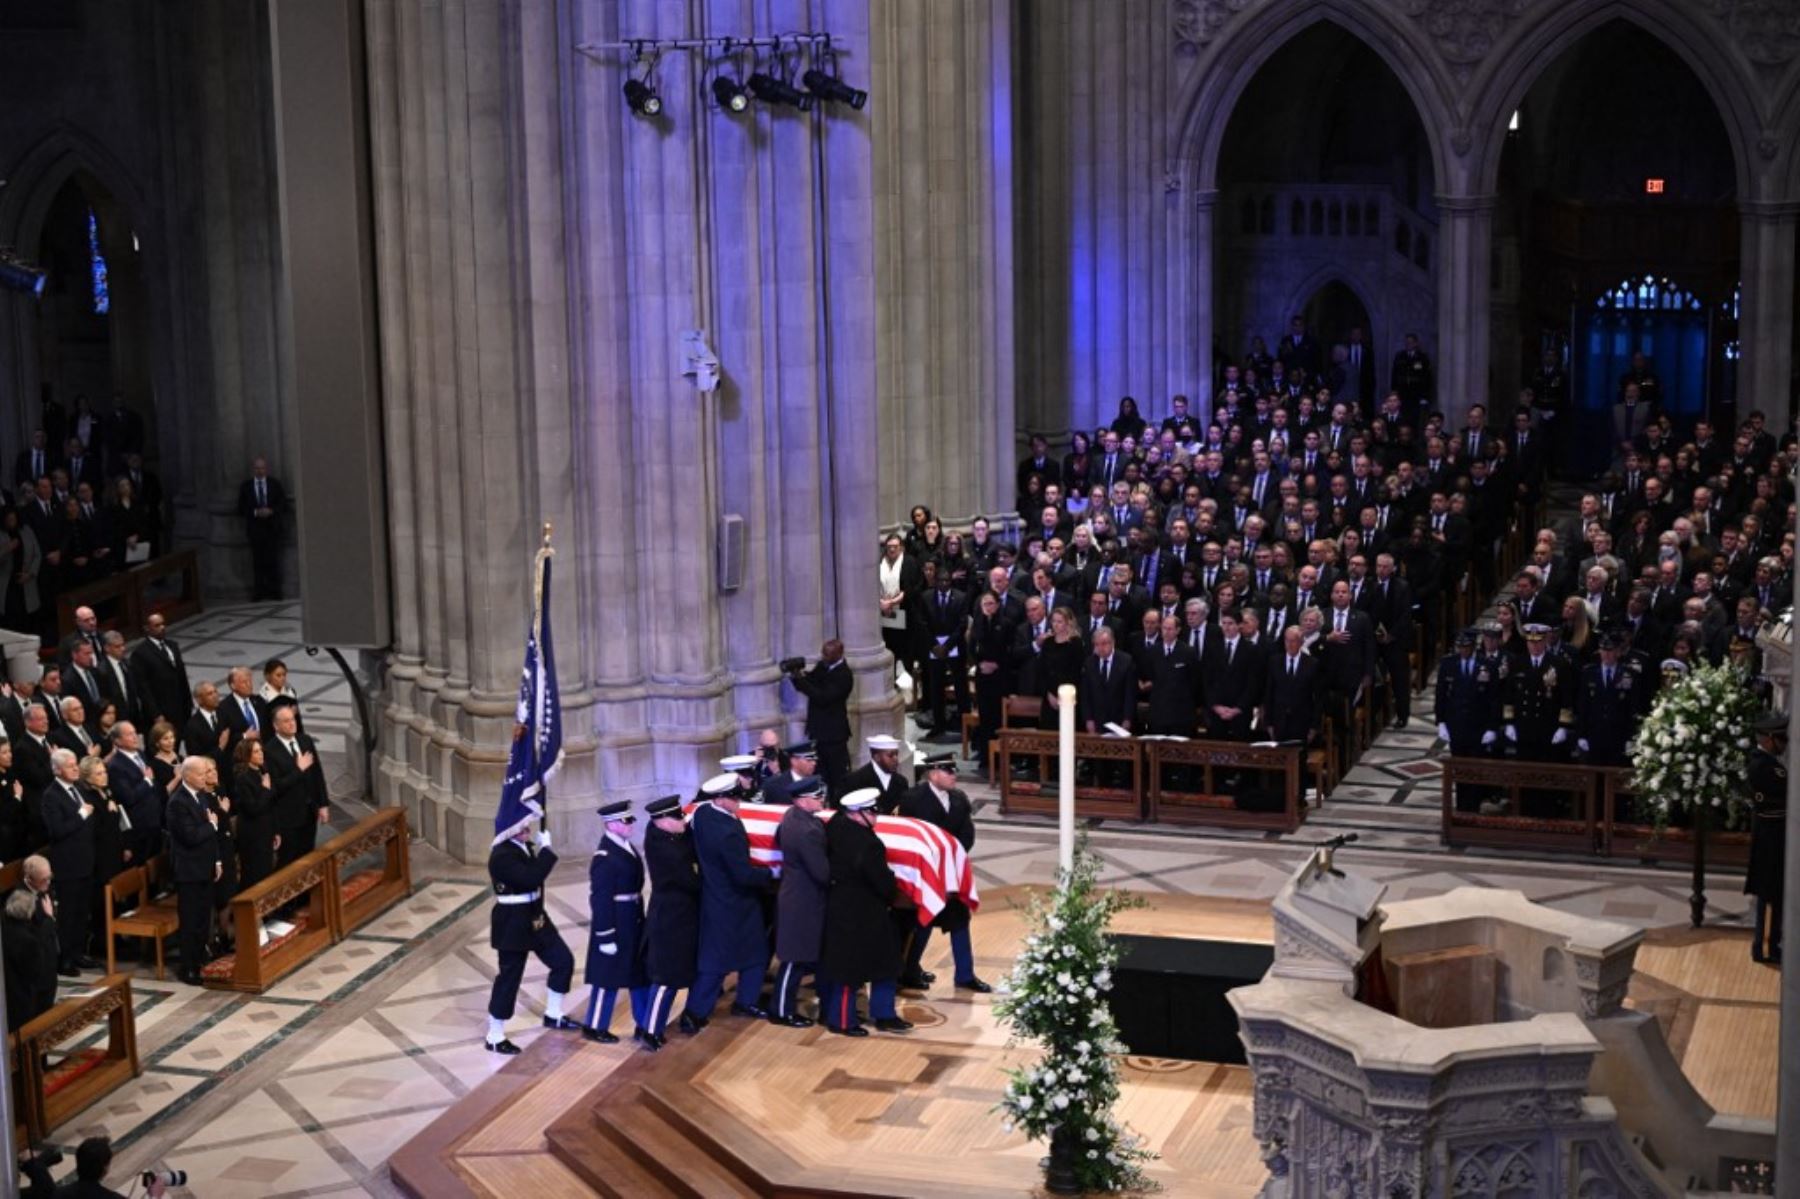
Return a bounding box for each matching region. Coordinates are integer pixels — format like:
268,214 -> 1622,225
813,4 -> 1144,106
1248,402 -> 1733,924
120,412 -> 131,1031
26,598 -> 1766,1197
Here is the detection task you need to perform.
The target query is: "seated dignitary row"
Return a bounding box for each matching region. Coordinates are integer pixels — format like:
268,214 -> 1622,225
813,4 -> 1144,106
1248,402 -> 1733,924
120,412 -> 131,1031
483,742 -> 985,1054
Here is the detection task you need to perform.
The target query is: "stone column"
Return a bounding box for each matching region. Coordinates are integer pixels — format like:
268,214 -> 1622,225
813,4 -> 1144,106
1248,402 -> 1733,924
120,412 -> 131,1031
1188,187 -> 1218,426
1435,194 -> 1495,411
1785,518 -> 1800,1196
1737,202 -> 1798,419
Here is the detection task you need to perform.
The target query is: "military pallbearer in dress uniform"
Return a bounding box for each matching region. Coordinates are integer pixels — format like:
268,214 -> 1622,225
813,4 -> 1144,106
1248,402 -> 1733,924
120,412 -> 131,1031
641,792 -> 699,1051
583,799 -> 650,1045
820,787 -> 911,1035
1746,713 -> 1787,964
484,822 -> 579,1054
681,772 -> 775,1032
771,775 -> 829,1027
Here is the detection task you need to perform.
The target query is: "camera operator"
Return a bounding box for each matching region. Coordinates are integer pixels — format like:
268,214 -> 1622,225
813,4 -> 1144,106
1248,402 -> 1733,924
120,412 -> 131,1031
22,1136 -> 167,1198
786,639 -> 852,797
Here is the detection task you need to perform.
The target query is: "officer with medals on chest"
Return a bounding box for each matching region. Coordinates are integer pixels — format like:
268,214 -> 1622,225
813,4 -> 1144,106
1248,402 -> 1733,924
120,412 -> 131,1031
1503,623 -> 1575,762
483,821 -> 580,1054
582,799 -> 650,1044
1746,712 -> 1787,964
1575,629 -> 1640,766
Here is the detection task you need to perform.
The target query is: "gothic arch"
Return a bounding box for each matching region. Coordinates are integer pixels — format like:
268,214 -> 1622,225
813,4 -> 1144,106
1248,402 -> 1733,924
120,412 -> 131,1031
1463,1 -> 1761,200
1174,0 -> 1458,194
0,123 -> 147,255
1283,267 -> 1377,341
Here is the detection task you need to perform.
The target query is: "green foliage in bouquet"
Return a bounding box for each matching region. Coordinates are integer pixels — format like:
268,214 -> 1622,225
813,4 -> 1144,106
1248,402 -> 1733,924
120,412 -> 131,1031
1632,660 -> 1761,831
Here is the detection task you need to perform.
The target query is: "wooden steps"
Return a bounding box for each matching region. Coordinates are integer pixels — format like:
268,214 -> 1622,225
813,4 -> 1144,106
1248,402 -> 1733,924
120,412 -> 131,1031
586,1083 -> 760,1199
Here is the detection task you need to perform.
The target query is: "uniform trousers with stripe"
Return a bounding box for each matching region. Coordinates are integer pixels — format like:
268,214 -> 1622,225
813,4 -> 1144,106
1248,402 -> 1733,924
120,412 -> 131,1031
586,985 -> 652,1033
823,979 -> 898,1031
772,959 -> 825,1019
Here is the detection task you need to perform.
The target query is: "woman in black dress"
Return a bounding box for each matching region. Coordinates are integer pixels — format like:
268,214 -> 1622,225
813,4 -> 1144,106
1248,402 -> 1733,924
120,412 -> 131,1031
0,741 -> 26,864
641,795 -> 700,1052
1110,397 -> 1147,442
1062,431 -> 1092,499
203,759 -> 239,954
148,721 -> 181,797
232,738 -> 278,893
1037,605 -> 1085,730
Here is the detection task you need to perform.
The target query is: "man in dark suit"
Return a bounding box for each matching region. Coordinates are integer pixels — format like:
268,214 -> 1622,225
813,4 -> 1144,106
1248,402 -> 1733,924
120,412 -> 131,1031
15,705 -> 56,819
1367,554 -> 1416,728
219,666 -> 266,772
1202,610 -> 1260,740
1080,629 -> 1137,788
1320,581 -> 1376,763
896,755 -> 988,994
238,456 -> 289,601
58,605 -> 104,668
184,681 -> 232,782
841,734 -> 910,816
918,579 -> 969,737
0,680 -> 31,746
1016,433 -> 1061,498
1260,626 -> 1321,746
130,612 -> 194,730
166,756 -> 222,985
1142,614 -> 1200,737
62,642 -> 105,731
96,632 -> 145,730
265,705 -> 330,873
49,697 -> 101,759
106,722 -> 162,864
789,640 -> 853,794
11,428 -> 53,492
41,748 -> 98,974
62,436 -> 101,493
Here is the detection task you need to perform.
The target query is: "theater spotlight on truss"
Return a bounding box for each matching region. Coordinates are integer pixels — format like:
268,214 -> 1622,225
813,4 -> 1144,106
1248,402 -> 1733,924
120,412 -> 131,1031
711,74 -> 749,112
749,71 -> 812,111
0,250 -> 47,299
623,45 -> 662,117
802,67 -> 866,110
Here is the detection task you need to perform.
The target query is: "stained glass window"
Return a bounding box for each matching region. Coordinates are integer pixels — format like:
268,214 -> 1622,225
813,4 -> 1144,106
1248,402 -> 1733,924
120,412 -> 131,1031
1595,275 -> 1700,312
88,209 -> 109,315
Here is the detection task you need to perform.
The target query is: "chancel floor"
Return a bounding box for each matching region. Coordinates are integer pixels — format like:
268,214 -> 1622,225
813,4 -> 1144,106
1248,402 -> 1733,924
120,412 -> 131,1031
37,601 -> 1771,1197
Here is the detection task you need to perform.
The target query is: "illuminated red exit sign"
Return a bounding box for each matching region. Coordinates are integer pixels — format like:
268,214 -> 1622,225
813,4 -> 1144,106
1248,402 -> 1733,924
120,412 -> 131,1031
1645,178 -> 1666,195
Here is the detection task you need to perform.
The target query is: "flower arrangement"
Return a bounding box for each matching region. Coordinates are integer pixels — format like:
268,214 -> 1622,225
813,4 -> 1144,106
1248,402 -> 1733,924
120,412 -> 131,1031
995,844 -> 1156,1193
1631,660 -> 1760,831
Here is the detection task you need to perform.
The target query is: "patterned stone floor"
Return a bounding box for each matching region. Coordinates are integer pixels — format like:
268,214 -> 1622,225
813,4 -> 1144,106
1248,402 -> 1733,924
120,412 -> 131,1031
27,599 -> 1760,1196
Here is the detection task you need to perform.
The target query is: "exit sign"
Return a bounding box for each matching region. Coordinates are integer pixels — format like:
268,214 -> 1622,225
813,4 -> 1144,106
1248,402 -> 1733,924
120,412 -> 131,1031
1645,178 -> 1666,194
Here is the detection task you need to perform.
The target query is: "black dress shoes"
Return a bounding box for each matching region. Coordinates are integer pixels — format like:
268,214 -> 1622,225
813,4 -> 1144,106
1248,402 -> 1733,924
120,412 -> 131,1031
542,1015 -> 583,1032
955,976 -> 994,994
767,1013 -> 814,1029
485,1039 -> 522,1055
874,1017 -> 914,1033
828,1024 -> 870,1037
75,955 -> 101,970
640,1032 -> 666,1052
176,969 -> 202,986
581,1026 -> 619,1044
897,972 -> 931,992
729,1002 -> 770,1020
57,963 -> 81,979
678,1011 -> 707,1036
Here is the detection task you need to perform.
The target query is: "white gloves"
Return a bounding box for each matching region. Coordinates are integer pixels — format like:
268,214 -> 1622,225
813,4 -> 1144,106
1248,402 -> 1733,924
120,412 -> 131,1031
1551,728 -> 1569,746
1577,738 -> 1590,753
596,940 -> 617,956
1504,724 -> 1518,742
535,830 -> 553,849
1481,730 -> 1497,746
1436,723 -> 1450,743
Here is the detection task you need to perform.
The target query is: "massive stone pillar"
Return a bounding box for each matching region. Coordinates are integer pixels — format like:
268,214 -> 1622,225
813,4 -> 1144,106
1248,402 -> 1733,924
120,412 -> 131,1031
1738,202 -> 1798,418
870,0 -> 1016,527
1186,187 -> 1218,424
1435,194 -> 1495,412
368,0 -> 899,861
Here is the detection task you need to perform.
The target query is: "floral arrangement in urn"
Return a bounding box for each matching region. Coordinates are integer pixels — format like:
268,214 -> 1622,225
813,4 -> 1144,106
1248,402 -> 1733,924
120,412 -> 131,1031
995,844 -> 1156,1193
1632,660 -> 1760,831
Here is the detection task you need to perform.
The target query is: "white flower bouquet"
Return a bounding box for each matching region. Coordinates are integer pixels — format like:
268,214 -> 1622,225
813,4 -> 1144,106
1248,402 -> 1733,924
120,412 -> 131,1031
1631,660 -> 1759,831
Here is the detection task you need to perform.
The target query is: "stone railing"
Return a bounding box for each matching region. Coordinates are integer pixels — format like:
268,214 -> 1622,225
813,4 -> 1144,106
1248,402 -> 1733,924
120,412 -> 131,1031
1225,183 -> 1437,276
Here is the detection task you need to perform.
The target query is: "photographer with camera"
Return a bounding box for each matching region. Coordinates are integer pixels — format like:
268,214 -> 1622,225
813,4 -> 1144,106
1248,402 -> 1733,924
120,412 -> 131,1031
785,640 -> 852,797
20,1136 -> 177,1198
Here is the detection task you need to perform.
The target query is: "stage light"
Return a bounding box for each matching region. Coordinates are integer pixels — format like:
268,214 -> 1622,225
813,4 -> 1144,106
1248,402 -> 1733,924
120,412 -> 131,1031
802,67 -> 866,111
623,77 -> 662,116
749,72 -> 812,111
0,252 -> 47,299
712,75 -> 749,113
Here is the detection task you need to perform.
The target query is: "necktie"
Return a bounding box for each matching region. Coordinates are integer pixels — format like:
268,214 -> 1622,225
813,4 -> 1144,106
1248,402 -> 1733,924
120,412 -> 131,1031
1336,611 -> 1345,633
257,479 -> 267,507
32,451 -> 41,476
242,697 -> 258,731
65,784 -> 80,806
286,738 -> 299,758
1464,660 -> 1472,679
1604,668 -> 1612,688
1288,657 -> 1297,676
1101,658 -> 1109,682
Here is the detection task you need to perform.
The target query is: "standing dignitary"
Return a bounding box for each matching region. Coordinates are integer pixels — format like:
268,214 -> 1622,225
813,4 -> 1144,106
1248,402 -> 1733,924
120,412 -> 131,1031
3,856 -> 58,1027
1368,553 -> 1416,728
641,792 -> 700,1052
821,787 -> 911,1035
130,612 -> 192,731
681,773 -> 776,1030
266,706 -> 329,872
165,756 -> 221,985
582,800 -> 649,1044
41,748 -> 98,974
239,456 -> 288,601
897,754 -> 990,994
771,776 -> 830,1027
484,820 -> 579,1055
789,639 -> 853,795
842,734 -> 910,816
1746,713 -> 1786,964
1259,626 -> 1321,746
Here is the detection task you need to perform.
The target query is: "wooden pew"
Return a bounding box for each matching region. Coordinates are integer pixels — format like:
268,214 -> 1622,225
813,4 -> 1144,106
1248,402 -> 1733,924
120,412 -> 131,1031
1145,739 -> 1305,832
9,974 -> 140,1142
56,547 -> 203,642
997,728 -> 1142,822
1440,756 -> 1599,855
202,849 -> 334,993
323,807 -> 412,940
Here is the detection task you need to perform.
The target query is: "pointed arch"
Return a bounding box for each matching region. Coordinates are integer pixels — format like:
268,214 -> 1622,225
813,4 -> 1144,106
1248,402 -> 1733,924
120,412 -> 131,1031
1282,266 -> 1376,341
1463,1 -> 1758,200
0,123 -> 147,255
1173,1 -> 1457,193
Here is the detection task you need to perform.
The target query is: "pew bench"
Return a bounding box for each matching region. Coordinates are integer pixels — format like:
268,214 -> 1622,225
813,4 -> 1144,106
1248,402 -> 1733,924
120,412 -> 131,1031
323,807 -> 413,939
9,973 -> 140,1141
202,849 -> 334,993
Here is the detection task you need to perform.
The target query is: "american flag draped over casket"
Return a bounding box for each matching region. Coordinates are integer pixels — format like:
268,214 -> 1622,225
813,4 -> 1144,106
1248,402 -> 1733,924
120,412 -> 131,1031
731,802 -> 979,927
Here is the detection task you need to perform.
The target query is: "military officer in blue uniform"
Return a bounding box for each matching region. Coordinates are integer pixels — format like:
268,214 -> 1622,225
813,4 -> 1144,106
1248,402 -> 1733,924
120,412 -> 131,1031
820,787 -> 910,1036
1575,630 -> 1641,766
1436,628 -> 1500,812
1503,624 -> 1575,763
759,742 -> 819,806
771,775 -> 829,1027
484,821 -> 579,1054
680,771 -> 776,1032
722,752 -> 763,798
582,799 -> 650,1044
1746,712 -> 1787,964
641,792 -> 699,1051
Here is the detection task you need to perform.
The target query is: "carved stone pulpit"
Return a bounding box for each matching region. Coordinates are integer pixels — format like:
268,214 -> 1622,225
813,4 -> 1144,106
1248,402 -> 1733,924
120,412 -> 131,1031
1756,610 -> 1791,713
1270,844 -> 1385,989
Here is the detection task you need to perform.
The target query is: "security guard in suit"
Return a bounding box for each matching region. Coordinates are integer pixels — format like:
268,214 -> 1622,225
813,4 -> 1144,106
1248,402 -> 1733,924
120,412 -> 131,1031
583,800 -> 650,1045
1575,630 -> 1642,766
1746,713 -> 1787,964
485,822 -> 579,1054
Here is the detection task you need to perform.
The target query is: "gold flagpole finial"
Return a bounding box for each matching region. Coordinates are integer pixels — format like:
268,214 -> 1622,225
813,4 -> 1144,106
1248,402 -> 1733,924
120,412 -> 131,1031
541,521 -> 553,548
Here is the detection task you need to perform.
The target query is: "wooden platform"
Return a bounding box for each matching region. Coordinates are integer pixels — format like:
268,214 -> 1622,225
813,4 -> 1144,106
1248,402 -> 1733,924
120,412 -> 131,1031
389,890 -> 1271,1198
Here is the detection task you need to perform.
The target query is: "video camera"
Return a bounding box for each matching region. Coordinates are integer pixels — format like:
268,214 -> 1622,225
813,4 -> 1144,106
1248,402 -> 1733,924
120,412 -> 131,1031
778,656 -> 807,675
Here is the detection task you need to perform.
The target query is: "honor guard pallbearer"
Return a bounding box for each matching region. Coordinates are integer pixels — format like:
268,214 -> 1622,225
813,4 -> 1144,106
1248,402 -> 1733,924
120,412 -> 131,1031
583,799 -> 650,1044
640,792 -> 700,1051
